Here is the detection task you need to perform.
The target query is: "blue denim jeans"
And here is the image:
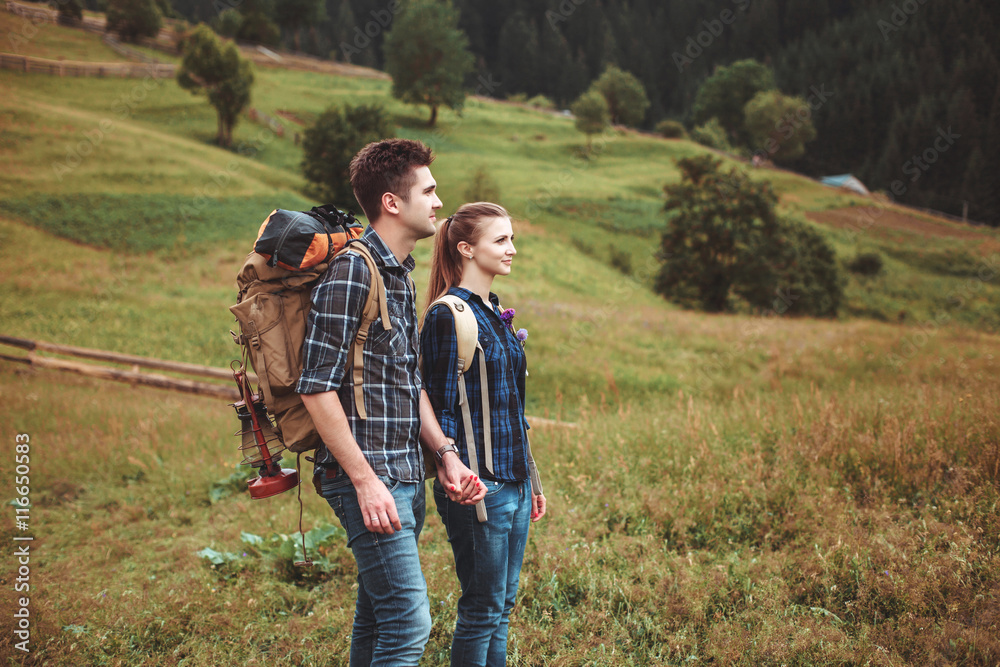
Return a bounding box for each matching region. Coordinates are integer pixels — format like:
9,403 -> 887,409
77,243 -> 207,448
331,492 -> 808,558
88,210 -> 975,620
434,478 -> 531,667
320,470 -> 431,667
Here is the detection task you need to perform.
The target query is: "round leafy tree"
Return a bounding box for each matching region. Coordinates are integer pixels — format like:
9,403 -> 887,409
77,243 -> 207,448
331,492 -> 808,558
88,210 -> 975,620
301,103 -> 393,209
656,155 -> 841,316
177,25 -> 254,148
744,90 -> 817,164
593,65 -> 650,128
571,90 -> 610,152
106,0 -> 162,43
383,0 -> 474,126
691,59 -> 775,147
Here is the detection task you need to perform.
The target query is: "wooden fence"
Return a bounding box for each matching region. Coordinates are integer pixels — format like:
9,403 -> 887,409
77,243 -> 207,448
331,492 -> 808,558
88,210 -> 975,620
0,335 -> 245,400
0,51 -> 174,77
0,335 -> 578,427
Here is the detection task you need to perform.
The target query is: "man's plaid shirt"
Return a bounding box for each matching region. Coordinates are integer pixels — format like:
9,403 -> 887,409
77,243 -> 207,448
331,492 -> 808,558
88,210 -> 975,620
296,225 -> 424,482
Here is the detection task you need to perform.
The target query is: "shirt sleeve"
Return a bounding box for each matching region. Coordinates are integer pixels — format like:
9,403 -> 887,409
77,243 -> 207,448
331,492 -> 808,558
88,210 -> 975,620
296,252 -> 371,395
420,303 -> 460,441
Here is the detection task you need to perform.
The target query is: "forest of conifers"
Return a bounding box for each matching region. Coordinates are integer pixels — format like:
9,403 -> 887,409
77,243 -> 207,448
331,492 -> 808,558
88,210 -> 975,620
165,0 -> 1000,225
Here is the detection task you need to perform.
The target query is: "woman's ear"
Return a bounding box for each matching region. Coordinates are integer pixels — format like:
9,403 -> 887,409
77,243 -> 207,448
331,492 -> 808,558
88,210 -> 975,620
456,240 -> 473,261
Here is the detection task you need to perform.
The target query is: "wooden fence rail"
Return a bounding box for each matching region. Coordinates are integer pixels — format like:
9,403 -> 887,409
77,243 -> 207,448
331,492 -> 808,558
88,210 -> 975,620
0,335 -> 577,426
0,335 -> 246,400
0,52 -> 174,77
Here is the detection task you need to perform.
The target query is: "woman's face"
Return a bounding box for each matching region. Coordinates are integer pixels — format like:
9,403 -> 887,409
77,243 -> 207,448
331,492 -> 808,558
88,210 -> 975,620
466,216 -> 516,278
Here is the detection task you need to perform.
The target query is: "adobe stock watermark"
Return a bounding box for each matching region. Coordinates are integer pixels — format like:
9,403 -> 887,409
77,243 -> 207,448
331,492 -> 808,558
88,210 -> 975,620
877,0 -> 928,41
893,126 -> 960,194
421,72 -> 502,155
6,0 -> 74,53
843,126 -> 960,243
175,125 -> 281,223
750,85 -> 834,162
672,0 -> 752,73
12,433 -> 33,653
882,253 -> 999,370
554,255 -> 662,358
545,0 -> 586,31
339,0 -> 401,63
51,74 -> 165,181
519,123 -> 619,220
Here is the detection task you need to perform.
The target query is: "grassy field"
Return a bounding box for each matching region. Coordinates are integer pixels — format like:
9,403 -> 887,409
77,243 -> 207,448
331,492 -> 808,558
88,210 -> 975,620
1,14 -> 999,666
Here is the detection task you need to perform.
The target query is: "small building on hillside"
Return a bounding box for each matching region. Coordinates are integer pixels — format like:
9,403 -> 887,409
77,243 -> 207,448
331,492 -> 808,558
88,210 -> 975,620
820,174 -> 871,196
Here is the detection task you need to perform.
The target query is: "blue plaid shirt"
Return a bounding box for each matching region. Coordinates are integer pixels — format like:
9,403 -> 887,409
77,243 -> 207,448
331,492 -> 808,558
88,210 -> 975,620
296,226 -> 424,482
421,287 -> 529,482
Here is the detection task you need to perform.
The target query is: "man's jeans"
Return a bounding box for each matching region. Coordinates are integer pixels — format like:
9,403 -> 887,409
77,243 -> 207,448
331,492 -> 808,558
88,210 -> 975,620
321,471 -> 431,667
434,478 -> 531,667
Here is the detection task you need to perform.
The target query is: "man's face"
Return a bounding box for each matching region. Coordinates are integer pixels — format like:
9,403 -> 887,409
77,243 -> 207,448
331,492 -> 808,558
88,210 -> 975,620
393,166 -> 442,240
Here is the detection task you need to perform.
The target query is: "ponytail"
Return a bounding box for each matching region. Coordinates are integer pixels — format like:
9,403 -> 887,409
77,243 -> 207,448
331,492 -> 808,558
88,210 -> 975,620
426,202 -> 509,311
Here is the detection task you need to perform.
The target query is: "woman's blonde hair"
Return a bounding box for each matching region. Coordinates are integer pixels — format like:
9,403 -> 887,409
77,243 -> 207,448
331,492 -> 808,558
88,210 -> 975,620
426,201 -> 510,308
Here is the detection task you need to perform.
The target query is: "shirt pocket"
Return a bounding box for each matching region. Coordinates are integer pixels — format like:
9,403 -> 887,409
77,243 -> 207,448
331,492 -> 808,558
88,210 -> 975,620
367,300 -> 408,356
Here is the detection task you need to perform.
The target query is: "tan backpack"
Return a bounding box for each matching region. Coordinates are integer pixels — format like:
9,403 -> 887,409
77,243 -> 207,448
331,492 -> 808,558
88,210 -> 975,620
425,295 -> 544,522
231,232 -> 388,454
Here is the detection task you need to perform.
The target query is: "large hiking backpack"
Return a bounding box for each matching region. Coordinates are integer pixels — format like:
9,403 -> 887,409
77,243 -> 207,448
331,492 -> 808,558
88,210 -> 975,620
230,205 -> 389,454
424,295 -> 544,522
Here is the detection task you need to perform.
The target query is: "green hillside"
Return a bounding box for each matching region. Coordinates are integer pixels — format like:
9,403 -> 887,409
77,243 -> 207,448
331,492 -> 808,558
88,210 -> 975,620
1,17 -> 999,666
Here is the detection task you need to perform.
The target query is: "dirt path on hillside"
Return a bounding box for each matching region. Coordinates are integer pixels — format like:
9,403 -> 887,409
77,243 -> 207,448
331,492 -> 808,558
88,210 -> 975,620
806,206 -> 999,247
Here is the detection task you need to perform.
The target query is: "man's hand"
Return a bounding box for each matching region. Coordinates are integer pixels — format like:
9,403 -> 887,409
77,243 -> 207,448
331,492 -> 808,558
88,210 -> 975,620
354,475 -> 402,534
436,453 -> 486,505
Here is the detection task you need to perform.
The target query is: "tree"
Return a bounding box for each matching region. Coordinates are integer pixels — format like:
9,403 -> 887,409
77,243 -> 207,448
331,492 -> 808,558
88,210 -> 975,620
691,59 -> 776,146
383,0 -> 474,126
57,0 -> 83,26
655,155 -> 841,316
301,103 -> 393,209
236,3 -> 281,48
177,25 -> 255,148
273,0 -> 322,52
690,118 -> 733,153
105,0 -> 162,43
571,90 -> 610,152
212,8 -> 242,38
592,65 -> 650,128
464,165 -> 501,203
743,90 -> 817,164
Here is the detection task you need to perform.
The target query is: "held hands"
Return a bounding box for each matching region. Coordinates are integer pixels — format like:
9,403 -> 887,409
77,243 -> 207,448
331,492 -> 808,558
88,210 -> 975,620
436,453 -> 487,505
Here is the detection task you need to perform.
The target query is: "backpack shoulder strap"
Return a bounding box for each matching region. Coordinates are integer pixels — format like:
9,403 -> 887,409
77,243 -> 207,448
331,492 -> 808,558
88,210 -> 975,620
427,295 -> 479,373
334,240 -> 389,421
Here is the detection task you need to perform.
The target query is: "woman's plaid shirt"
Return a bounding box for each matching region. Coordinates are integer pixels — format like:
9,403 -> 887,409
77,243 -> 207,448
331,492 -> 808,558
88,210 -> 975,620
296,226 -> 425,482
420,287 -> 529,482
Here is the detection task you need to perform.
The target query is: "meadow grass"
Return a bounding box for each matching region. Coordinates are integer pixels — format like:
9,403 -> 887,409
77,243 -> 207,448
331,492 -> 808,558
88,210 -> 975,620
1,19 -> 999,665
1,312 -> 997,665
0,11 -> 126,63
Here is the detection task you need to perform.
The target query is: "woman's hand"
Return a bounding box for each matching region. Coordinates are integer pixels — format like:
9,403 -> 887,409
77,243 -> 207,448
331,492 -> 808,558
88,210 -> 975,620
437,454 -> 487,505
531,493 -> 547,522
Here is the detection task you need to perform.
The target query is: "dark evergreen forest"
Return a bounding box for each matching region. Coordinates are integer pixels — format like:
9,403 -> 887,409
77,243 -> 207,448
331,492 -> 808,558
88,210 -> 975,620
165,0 -> 1000,225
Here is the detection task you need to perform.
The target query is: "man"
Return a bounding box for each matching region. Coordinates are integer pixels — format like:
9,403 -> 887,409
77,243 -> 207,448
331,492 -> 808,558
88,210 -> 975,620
297,138 -> 484,666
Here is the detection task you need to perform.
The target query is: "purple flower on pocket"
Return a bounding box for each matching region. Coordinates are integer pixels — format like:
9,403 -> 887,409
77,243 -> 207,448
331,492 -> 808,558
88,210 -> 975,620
516,328 -> 528,342
500,308 -> 516,325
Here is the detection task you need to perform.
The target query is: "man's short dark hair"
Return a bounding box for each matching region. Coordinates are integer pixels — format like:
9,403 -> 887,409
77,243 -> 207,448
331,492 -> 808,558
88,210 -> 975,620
349,139 -> 434,222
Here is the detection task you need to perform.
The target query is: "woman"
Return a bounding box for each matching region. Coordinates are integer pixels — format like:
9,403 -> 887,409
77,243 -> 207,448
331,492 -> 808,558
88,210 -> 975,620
421,202 -> 547,667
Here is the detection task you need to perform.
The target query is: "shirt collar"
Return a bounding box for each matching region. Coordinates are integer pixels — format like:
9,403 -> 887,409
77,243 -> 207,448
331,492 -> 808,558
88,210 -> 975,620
449,286 -> 500,310
362,225 -> 415,274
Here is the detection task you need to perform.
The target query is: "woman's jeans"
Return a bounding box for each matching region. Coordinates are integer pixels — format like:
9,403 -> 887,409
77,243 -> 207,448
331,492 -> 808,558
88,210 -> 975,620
434,478 -> 532,667
321,471 -> 431,667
